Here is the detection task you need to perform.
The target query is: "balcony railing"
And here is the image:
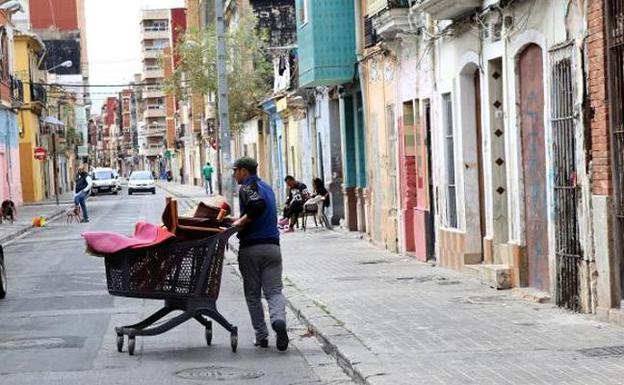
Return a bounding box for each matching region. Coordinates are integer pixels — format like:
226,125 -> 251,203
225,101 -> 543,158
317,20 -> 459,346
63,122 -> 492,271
143,66 -> 164,79
413,0 -> 481,20
371,1 -> 412,40
143,26 -> 168,32
143,47 -> 164,59
368,0 -> 410,16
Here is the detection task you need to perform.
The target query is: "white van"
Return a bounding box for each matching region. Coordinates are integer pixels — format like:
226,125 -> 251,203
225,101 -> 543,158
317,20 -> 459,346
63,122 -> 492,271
91,167 -> 119,195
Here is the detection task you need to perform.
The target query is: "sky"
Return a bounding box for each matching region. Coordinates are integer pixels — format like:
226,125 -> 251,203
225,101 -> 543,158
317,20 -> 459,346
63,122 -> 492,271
84,0 -> 185,113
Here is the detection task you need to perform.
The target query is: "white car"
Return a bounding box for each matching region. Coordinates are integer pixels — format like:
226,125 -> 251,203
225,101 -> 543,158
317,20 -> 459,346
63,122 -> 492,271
91,167 -> 118,195
128,171 -> 156,195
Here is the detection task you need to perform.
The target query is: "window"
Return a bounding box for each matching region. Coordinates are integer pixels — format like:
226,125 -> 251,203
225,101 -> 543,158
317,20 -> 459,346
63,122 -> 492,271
442,93 -> 457,228
0,29 -> 8,81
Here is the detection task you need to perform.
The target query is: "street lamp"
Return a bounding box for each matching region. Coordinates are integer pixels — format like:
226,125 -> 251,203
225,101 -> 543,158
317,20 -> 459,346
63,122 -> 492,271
0,1 -> 24,12
47,60 -> 72,72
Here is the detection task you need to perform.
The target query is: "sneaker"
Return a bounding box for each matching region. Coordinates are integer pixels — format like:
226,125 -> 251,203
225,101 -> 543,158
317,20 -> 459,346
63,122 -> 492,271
272,320 -> 289,351
254,338 -> 268,348
278,218 -> 289,226
81,218 -> 89,223
283,227 -> 294,233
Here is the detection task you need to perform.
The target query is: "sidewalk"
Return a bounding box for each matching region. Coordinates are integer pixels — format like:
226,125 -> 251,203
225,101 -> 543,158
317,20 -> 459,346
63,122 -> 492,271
0,193 -> 72,245
159,182 -> 624,385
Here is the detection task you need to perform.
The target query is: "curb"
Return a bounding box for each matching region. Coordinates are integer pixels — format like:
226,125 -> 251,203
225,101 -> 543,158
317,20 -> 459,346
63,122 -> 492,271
0,208 -> 66,245
226,240 -> 371,385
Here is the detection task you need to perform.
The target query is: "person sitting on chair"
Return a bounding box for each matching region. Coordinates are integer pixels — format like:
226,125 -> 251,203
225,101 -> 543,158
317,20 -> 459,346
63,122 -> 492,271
305,178 -> 329,213
278,175 -> 310,233
304,178 -> 330,227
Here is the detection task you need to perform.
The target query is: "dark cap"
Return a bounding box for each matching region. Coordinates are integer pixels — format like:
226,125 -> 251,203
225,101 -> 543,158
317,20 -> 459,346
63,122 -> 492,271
232,156 -> 258,171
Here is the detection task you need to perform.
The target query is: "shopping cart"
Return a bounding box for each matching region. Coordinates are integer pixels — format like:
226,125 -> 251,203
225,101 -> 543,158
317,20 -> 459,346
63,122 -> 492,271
104,226 -> 238,355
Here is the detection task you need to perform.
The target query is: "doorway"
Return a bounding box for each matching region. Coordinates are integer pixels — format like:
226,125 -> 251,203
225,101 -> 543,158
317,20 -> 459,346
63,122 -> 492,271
424,100 -> 436,261
518,43 -> 549,292
460,65 -> 486,263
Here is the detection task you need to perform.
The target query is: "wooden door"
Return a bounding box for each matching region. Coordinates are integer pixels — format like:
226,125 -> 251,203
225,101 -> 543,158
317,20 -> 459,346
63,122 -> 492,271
518,44 -> 549,291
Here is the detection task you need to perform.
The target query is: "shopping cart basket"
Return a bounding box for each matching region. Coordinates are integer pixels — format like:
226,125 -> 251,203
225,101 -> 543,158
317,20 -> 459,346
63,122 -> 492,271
105,226 -> 238,355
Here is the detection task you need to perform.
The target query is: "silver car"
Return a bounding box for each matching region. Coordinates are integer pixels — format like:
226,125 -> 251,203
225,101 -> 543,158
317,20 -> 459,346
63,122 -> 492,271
128,171 -> 156,195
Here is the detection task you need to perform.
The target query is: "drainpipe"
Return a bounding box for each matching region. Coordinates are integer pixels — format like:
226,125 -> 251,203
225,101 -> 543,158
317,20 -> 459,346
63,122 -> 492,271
354,0 -> 363,60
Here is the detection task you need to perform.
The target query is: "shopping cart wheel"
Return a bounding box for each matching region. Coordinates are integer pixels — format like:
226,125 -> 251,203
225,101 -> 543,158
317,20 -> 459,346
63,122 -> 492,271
205,322 -> 213,346
128,337 -> 136,356
0,252 -> 6,299
230,327 -> 238,352
116,334 -> 124,352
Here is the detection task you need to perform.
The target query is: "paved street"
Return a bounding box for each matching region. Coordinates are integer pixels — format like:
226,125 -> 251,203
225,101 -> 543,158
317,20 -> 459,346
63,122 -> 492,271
160,181 -> 624,385
0,186 -> 353,385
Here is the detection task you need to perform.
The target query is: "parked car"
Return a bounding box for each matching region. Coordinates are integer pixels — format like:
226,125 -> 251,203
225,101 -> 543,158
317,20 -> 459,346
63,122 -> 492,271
91,167 -> 119,195
128,171 -> 156,195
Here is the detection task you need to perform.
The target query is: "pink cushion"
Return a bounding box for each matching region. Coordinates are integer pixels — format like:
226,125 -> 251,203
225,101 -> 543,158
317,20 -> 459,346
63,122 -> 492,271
83,221 -> 175,255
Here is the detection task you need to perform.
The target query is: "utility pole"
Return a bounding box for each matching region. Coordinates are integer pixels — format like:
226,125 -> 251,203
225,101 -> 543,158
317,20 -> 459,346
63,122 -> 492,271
52,100 -> 61,206
215,0 -> 233,204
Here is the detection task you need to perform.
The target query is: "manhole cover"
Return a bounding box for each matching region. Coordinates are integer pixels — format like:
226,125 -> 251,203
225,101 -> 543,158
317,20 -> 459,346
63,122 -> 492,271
579,346 -> 624,357
176,366 -> 264,381
0,336 -> 84,350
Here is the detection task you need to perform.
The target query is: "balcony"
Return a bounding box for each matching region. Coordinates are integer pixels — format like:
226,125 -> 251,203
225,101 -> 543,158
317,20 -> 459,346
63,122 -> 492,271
142,144 -> 164,157
297,0 -> 356,88
143,105 -> 165,118
370,1 -> 411,40
143,84 -> 165,98
143,66 -> 164,80
141,26 -> 169,40
413,0 -> 481,20
144,124 -> 166,137
142,46 -> 164,60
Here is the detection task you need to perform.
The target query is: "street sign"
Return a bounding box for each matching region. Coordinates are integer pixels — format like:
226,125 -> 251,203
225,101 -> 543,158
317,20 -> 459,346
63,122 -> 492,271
34,147 -> 47,160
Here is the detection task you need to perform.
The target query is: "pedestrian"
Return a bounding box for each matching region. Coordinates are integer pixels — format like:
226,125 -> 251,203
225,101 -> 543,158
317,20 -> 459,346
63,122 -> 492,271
231,156 -> 289,351
202,161 -> 214,194
74,166 -> 93,223
304,177 -> 330,218
278,175 -> 310,233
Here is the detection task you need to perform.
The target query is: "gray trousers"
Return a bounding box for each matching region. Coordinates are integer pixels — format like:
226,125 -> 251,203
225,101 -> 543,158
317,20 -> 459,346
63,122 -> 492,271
238,243 -> 287,341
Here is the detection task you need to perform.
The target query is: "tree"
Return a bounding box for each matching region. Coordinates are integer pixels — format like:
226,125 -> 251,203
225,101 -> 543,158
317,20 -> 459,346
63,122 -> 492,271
166,11 -> 272,132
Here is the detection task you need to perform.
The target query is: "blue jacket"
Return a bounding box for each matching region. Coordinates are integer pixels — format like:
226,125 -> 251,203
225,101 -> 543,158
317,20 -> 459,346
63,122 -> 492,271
238,175 -> 279,248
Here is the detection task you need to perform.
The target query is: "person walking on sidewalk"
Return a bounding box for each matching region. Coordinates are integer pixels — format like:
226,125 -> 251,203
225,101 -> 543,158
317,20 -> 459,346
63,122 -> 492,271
231,156 -> 289,351
74,166 -> 92,223
202,162 -> 214,195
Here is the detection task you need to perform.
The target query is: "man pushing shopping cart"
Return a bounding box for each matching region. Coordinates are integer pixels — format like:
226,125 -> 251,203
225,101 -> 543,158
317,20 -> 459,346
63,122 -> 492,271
231,156 -> 289,351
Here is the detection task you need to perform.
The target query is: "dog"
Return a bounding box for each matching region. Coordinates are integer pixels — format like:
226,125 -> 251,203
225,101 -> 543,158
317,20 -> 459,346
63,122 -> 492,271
0,200 -> 16,224
66,206 -> 81,224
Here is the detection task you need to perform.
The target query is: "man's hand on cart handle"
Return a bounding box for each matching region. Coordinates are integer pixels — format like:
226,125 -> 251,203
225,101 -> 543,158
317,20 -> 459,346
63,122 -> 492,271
231,215 -> 251,228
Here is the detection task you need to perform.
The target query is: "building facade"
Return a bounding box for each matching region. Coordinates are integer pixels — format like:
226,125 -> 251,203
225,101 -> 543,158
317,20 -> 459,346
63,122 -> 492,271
15,31 -> 46,203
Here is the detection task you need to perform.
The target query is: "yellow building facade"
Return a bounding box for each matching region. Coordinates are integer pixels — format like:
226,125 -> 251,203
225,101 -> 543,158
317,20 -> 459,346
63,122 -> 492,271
15,33 -> 47,203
